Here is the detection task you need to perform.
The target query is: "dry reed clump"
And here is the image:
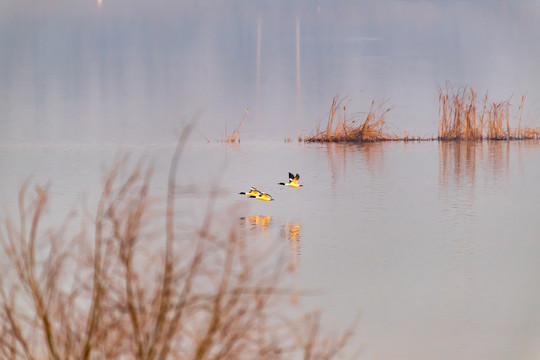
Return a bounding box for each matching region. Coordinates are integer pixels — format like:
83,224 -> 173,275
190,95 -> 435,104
304,96 -> 396,143
221,108 -> 248,143
0,128 -> 355,360
438,85 -> 540,140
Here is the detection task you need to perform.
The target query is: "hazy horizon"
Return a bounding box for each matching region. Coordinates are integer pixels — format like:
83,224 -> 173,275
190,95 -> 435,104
1,0 -> 540,143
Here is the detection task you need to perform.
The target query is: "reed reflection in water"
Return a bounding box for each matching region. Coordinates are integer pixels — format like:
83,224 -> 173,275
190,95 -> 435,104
438,141 -> 513,188
321,142 -> 386,193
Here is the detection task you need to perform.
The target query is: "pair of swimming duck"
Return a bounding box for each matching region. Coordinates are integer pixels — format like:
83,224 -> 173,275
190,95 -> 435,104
239,172 -> 303,201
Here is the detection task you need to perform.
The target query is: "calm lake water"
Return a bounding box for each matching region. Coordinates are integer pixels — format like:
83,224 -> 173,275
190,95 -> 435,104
2,0 -> 540,358
2,140 -> 540,359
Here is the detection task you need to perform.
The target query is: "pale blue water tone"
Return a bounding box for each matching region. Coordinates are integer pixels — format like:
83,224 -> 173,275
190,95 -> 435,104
3,0 -> 540,358
2,140 -> 540,359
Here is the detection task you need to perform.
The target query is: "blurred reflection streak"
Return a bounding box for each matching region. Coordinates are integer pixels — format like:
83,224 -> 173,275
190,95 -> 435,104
360,142 -> 385,168
296,18 -> 301,96
282,222 -> 301,271
515,140 -> 538,177
221,142 -> 241,152
324,143 -> 344,189
438,142 -> 477,188
487,140 -> 510,180
256,17 -> 261,102
239,215 -> 272,232
438,141 -> 510,188
324,142 -> 384,190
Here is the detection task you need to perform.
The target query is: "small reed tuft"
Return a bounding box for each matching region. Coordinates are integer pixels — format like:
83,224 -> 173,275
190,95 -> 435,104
221,108 -> 248,143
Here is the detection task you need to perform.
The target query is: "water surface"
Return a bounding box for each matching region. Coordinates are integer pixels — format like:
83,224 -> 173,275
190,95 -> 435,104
2,140 -> 540,359
2,0 -> 540,358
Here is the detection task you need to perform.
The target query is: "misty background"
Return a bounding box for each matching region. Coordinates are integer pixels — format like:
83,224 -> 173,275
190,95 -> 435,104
1,0 -> 540,143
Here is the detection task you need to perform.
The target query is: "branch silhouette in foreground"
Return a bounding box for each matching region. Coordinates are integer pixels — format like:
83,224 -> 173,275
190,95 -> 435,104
0,130 -> 356,359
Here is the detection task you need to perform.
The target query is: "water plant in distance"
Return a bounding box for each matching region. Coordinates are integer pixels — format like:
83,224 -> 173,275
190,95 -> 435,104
0,127 -> 355,359
304,96 -> 397,142
221,107 -> 248,143
438,85 -> 540,140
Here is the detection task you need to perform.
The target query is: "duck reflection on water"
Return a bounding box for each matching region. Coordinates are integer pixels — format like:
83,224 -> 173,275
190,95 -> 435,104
283,222 -> 301,272
239,215 -> 272,231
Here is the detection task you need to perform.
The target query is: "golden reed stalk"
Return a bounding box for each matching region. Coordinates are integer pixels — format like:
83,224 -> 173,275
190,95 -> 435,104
305,96 -> 396,142
438,85 -> 539,140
